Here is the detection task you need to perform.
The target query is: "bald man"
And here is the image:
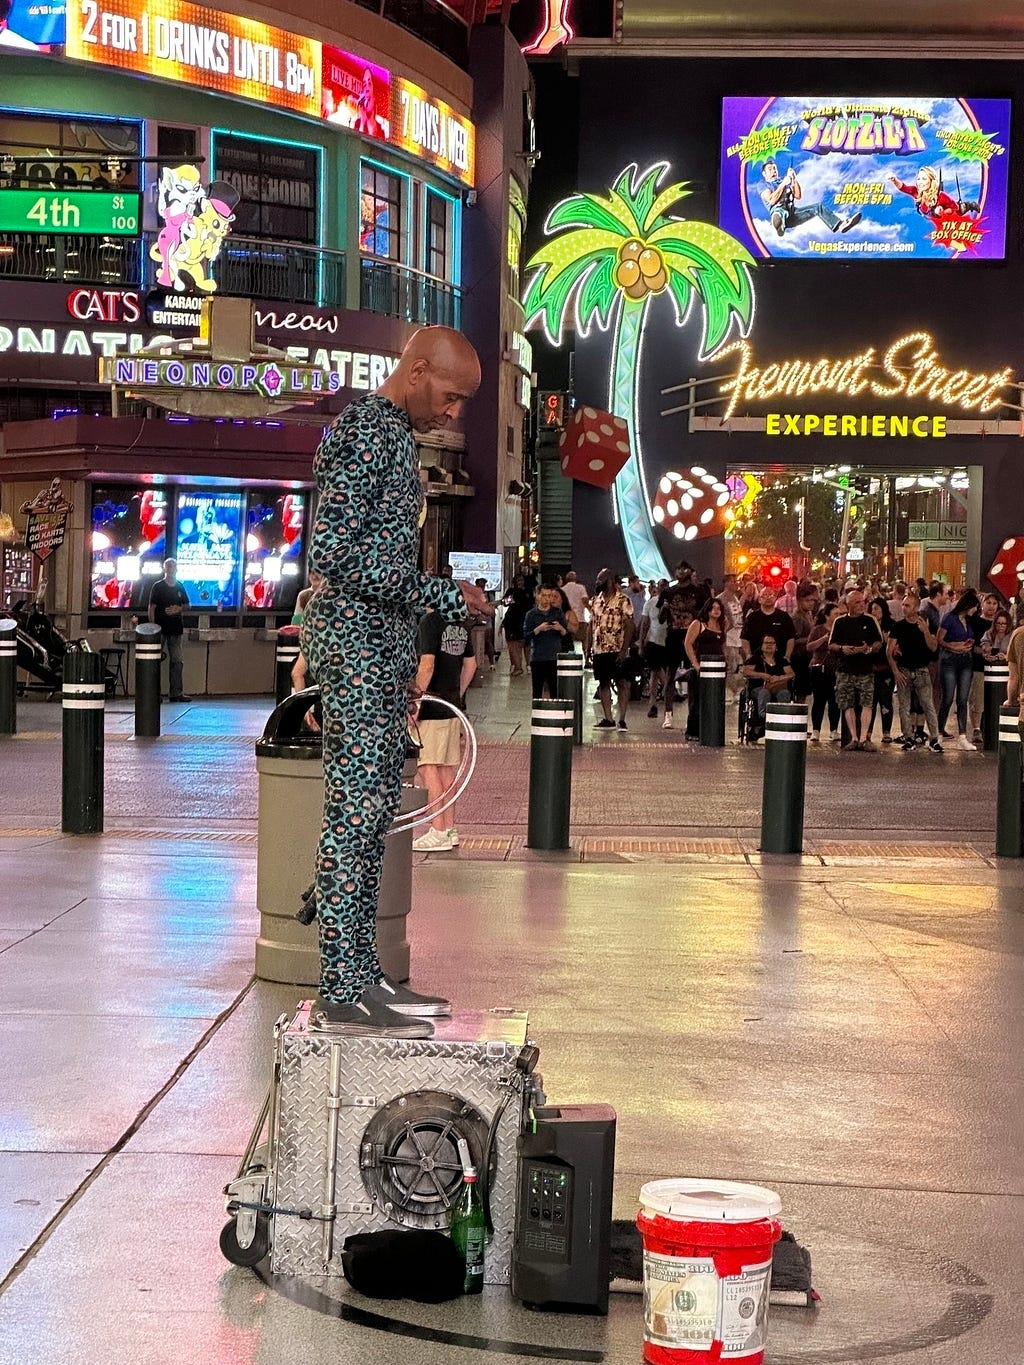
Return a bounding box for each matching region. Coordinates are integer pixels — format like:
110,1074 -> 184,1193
303,327 -> 490,1035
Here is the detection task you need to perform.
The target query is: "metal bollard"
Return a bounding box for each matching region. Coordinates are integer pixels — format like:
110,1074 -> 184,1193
983,663 -> 1008,752
62,650 -> 104,834
995,703 -> 1022,858
275,628 -> 301,705
527,698 -> 574,850
556,649 -> 584,746
0,617 -> 17,736
698,656 -> 726,747
134,622 -> 162,738
759,702 -> 807,854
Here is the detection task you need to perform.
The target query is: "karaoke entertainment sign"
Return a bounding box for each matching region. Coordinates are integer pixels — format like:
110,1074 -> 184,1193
719,96 -> 1010,260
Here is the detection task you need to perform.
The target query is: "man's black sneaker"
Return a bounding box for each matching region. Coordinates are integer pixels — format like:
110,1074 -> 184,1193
595,718 -> 615,728
899,737 -> 916,752
310,994 -> 433,1037
170,695 -> 192,702
617,719 -> 628,730
914,732 -> 927,747
366,975 -> 451,1017
647,705 -> 658,718
929,739 -> 944,753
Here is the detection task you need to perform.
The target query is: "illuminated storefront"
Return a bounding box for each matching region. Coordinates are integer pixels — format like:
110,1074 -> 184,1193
0,0 -> 534,688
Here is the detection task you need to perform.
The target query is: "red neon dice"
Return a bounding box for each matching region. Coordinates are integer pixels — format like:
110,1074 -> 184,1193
558,406 -> 631,488
988,537 -> 1024,600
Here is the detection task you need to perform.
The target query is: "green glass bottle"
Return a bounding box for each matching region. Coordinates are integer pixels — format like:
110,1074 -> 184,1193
450,1166 -> 486,1294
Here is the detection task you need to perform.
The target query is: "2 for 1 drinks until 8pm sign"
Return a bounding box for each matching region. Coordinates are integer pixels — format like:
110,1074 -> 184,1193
719,96 -> 1011,260
65,0 -> 321,117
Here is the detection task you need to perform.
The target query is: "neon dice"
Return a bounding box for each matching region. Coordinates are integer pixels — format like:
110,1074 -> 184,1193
987,537 -> 1024,600
558,406 -> 631,488
652,468 -> 733,542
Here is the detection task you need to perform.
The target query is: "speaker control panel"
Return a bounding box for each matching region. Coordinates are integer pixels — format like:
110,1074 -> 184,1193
519,1159 -> 573,1263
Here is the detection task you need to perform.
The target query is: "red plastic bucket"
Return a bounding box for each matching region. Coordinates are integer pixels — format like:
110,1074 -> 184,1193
637,1178 -> 782,1364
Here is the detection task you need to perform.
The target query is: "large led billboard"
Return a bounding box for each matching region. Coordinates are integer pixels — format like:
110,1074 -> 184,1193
720,97 -> 1010,261
175,490 -> 243,610
90,486 -> 167,608
243,490 -> 305,611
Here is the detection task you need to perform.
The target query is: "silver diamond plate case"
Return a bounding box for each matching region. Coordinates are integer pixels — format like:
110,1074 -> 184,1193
270,1003 -> 530,1284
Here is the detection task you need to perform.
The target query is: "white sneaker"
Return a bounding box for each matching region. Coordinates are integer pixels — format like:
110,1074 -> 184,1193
412,827 -> 451,851
810,731 -> 820,743
956,735 -> 977,751
447,828 -> 460,847
662,714 -> 673,729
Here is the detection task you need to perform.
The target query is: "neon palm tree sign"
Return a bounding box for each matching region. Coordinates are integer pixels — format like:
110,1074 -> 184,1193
523,162 -> 757,582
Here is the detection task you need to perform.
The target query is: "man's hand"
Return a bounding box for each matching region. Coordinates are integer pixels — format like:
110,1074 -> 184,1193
458,580 -> 493,617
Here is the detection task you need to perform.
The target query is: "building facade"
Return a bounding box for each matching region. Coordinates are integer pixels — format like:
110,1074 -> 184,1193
0,0 -> 532,692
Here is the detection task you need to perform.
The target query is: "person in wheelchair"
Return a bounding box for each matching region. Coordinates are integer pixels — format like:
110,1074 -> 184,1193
742,633 -> 794,741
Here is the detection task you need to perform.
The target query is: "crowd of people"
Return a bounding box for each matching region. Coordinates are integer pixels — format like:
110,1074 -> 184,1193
493,565 -> 1016,753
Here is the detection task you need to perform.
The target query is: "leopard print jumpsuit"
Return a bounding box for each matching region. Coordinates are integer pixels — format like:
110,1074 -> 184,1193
303,394 -> 464,1004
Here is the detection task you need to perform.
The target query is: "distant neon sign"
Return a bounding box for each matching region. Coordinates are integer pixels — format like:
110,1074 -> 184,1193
100,354 -> 398,396
717,331 -> 1012,421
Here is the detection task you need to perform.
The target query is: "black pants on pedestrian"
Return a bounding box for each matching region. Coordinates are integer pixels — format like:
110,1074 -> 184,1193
531,659 -> 557,699
810,668 -> 839,734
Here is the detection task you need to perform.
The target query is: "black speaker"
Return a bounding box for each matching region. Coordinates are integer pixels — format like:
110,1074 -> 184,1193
511,1103 -> 616,1314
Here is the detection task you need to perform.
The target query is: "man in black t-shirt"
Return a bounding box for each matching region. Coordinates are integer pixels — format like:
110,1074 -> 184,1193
829,589 -> 884,749
147,558 -> 191,701
411,610 -> 476,850
740,588 -> 796,661
887,592 -> 941,750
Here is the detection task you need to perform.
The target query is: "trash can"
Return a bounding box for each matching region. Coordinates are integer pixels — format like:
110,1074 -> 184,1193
636,1178 -> 782,1365
254,687 -> 426,985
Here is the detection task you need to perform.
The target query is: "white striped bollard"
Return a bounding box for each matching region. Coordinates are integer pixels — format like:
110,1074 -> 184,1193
556,650 -> 584,746
0,617 -> 16,735
698,655 -> 726,747
135,622 -> 162,737
62,650 -> 105,834
996,703 -> 1022,857
759,702 -> 807,854
527,698 -> 574,850
983,663 -> 1008,753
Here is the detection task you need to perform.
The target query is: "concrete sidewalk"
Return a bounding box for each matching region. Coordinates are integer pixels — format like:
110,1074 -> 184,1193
0,671 -> 1021,1364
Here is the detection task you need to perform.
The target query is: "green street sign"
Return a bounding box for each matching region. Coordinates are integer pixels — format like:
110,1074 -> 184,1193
0,190 -> 141,236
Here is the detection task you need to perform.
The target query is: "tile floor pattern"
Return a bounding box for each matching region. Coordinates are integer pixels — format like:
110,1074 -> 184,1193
1,671 -> 1022,1363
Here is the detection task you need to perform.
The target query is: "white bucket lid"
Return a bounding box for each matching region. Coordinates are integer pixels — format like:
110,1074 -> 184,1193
640,1178 -> 782,1223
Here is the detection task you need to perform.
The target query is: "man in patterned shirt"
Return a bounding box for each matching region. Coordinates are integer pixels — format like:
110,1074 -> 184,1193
303,327 -> 490,1036
590,571 -> 635,730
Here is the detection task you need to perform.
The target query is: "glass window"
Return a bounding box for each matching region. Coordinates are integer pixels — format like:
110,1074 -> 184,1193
213,134 -> 319,244
360,161 -> 404,261
0,113 -> 140,192
156,126 -> 199,165
426,189 -> 449,280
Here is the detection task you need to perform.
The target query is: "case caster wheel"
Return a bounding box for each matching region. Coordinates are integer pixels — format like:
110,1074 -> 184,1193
220,1212 -> 269,1266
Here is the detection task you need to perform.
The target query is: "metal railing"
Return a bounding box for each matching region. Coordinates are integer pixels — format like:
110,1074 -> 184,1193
359,256 -> 461,327
0,231 -> 346,308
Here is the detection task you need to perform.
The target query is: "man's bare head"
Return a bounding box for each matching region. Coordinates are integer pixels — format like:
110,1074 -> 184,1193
380,326 -> 481,434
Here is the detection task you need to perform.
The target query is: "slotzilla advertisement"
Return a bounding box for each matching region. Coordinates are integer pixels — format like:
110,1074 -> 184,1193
719,97 -> 1011,260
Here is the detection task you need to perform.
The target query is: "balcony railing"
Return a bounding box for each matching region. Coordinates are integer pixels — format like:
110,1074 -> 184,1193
359,256 -> 461,328
0,231 -> 346,308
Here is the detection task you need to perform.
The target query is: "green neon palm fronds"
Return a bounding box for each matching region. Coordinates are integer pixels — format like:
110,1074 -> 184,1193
649,224 -> 756,358
610,164 -> 664,238
642,180 -> 693,234
575,255 -> 619,334
608,294 -> 669,583
523,241 -> 621,344
545,192 -> 637,238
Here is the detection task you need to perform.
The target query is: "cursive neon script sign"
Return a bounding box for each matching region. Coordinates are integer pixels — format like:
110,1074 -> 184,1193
717,331 -> 1013,422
